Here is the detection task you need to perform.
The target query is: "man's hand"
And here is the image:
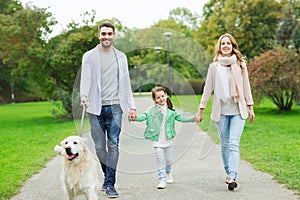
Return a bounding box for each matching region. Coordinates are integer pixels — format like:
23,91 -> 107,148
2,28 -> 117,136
129,109 -> 136,121
80,96 -> 89,108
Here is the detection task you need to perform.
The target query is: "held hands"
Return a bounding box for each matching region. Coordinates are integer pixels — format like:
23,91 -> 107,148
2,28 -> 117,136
194,109 -> 203,123
128,109 -> 136,121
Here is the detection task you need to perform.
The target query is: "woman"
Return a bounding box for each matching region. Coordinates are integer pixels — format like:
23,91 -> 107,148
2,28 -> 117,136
197,33 -> 255,190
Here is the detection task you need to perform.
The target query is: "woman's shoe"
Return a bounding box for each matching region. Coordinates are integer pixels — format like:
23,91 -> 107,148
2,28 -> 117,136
228,181 -> 238,191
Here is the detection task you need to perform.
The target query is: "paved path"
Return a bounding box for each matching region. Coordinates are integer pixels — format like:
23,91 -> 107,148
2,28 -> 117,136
11,97 -> 298,200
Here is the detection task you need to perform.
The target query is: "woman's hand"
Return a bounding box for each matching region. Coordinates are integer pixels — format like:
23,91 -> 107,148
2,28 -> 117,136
248,106 -> 255,123
195,108 -> 203,123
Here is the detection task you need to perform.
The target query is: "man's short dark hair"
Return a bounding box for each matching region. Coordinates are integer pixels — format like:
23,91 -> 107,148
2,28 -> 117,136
98,22 -> 115,33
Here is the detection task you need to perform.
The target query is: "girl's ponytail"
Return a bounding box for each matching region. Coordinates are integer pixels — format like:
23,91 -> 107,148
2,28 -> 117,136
166,97 -> 174,110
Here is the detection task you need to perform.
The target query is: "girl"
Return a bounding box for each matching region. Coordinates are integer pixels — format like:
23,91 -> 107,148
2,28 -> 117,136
131,86 -> 197,189
196,33 -> 255,190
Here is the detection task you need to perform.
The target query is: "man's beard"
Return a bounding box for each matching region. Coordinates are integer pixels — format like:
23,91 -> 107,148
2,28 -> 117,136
101,39 -> 112,48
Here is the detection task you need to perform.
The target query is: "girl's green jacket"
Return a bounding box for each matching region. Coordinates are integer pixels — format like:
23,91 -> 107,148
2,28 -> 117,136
136,105 -> 194,141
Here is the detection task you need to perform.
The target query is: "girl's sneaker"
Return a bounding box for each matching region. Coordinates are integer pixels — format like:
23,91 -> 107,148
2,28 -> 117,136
166,173 -> 174,183
157,181 -> 167,189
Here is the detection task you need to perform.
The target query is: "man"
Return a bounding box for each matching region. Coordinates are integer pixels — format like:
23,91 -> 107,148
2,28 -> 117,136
80,22 -> 136,198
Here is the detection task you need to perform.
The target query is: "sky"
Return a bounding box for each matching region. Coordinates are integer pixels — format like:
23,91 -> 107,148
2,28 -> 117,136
21,0 -> 208,36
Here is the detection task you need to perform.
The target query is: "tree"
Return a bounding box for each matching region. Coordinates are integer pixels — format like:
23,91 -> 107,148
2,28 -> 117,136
0,0 -> 22,14
248,47 -> 300,111
113,24 -> 211,95
169,7 -> 201,31
276,9 -> 297,48
197,0 -> 285,59
291,23 -> 300,53
45,24 -> 96,117
0,2 -> 56,102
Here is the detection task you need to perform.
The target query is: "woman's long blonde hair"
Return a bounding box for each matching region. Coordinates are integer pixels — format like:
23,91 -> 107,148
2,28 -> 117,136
213,33 -> 245,64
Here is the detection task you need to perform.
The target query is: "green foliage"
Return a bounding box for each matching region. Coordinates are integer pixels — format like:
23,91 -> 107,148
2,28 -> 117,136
0,0 -> 22,14
248,47 -> 300,111
291,23 -> 300,53
58,89 -> 72,118
169,7 -> 201,31
0,102 -> 75,199
0,3 -> 56,102
49,100 -> 69,119
46,26 -> 97,92
0,5 -> 56,73
197,0 -> 285,58
45,17 -> 127,116
276,5 -> 299,48
116,27 -> 210,85
3,1 -> 298,115
154,18 -> 193,37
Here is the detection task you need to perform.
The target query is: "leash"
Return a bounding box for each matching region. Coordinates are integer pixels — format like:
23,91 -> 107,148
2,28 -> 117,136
79,106 -> 86,137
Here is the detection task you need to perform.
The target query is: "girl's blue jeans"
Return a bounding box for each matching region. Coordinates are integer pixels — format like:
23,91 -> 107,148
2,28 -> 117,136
215,114 -> 245,180
154,146 -> 172,181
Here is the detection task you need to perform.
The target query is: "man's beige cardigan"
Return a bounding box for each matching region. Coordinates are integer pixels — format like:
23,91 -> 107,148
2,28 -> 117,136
199,62 -> 254,122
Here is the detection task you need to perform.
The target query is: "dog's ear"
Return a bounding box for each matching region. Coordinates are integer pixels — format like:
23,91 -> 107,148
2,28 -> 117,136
60,139 -> 65,146
54,145 -> 64,156
79,137 -> 88,152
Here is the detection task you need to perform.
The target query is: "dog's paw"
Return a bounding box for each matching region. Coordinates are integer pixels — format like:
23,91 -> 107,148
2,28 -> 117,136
54,145 -> 64,155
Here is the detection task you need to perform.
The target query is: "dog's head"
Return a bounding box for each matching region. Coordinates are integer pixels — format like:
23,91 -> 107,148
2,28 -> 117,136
54,136 -> 87,162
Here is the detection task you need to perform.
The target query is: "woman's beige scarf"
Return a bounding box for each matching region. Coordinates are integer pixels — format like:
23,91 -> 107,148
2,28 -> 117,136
216,55 -> 243,103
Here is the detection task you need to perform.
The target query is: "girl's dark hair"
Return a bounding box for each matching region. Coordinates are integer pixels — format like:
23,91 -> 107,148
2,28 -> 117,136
151,86 -> 174,110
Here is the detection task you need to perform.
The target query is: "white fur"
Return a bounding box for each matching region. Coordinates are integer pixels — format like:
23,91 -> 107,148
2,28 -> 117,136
54,136 -> 102,200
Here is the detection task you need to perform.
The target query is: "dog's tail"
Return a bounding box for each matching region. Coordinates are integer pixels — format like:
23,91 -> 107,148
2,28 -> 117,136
54,145 -> 64,156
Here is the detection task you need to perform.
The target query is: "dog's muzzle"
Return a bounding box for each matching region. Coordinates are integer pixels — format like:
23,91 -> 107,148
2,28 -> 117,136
65,147 -> 79,161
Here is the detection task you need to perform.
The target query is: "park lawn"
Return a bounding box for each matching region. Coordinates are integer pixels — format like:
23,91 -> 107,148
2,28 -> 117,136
0,102 -> 76,199
172,95 -> 300,196
0,97 -> 299,199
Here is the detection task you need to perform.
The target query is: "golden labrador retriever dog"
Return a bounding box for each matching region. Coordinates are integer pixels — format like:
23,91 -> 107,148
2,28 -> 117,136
54,135 -> 102,200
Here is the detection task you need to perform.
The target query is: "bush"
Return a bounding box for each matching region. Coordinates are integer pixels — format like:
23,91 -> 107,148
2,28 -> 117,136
248,47 -> 300,111
49,89 -> 73,119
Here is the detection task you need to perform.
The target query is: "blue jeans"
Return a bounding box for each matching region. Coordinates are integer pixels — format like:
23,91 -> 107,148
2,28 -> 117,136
88,104 -> 123,187
154,146 -> 173,181
215,114 -> 245,180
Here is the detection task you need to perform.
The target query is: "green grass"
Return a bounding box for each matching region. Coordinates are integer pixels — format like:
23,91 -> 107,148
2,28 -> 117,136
0,102 -> 76,199
172,95 -> 300,196
240,100 -> 300,194
1,98 -> 299,199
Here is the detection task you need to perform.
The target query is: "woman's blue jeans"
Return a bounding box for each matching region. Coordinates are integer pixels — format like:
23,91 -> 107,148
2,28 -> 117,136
215,114 -> 245,180
88,104 -> 122,187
